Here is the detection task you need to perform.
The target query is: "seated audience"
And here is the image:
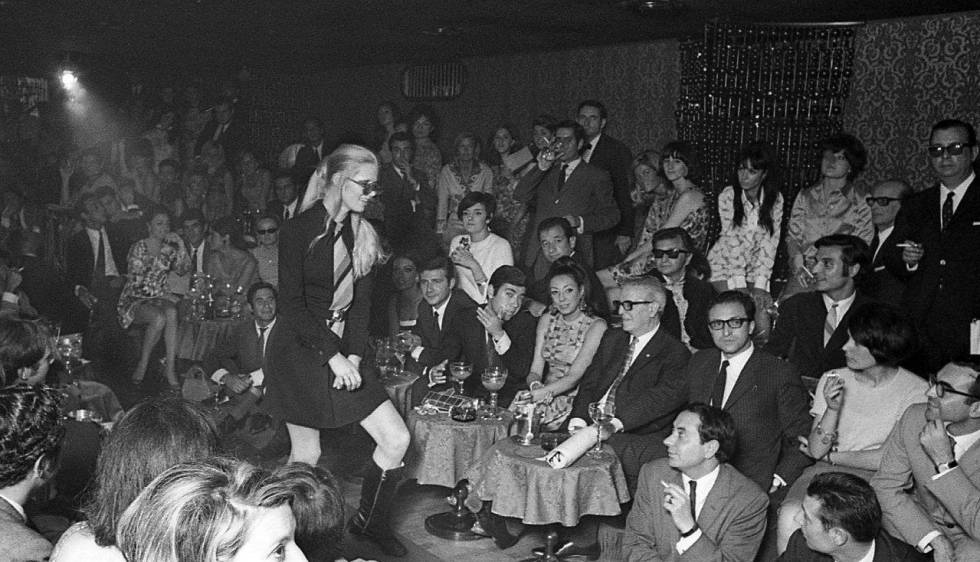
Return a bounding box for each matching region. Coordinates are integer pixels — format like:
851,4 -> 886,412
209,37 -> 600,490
623,404 -> 769,562
116,208 -> 191,389
487,123 -> 532,256
387,252 -> 423,335
436,131 -> 493,243
779,472 -> 922,561
407,104 -> 444,196
50,396 -> 220,562
448,192 -> 513,304
864,179 -> 912,305
688,290 -> 812,494
67,148 -> 116,204
236,147 -> 271,213
173,167 -> 209,220
267,168 -> 301,222
784,133 -> 872,299
115,458 -> 307,562
156,158 -> 182,211
250,214 -> 280,287
707,142 -> 783,336
627,150 -> 668,246
647,227 -> 715,350
13,230 -> 89,334
205,215 -> 258,289
0,317 -> 53,388
872,360 -> 980,561
777,303 -> 928,552
765,234 -> 874,382
274,463 -> 347,562
198,140 -> 235,215
475,265 -> 536,407
374,101 -> 405,165
568,275 -> 690,492
0,387 -> 65,562
517,258 -> 606,430
379,131 -> 436,253
292,117 -> 327,192
180,208 -> 209,275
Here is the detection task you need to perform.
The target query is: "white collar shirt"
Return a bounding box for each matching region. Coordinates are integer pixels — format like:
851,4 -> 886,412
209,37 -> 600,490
719,343 -> 754,408
85,226 -> 120,277
583,134 -> 601,162
940,171 -> 975,217
822,290 -> 858,325
681,464 -> 721,520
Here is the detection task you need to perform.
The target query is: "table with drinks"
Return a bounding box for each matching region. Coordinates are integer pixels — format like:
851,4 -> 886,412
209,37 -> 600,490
176,273 -> 251,362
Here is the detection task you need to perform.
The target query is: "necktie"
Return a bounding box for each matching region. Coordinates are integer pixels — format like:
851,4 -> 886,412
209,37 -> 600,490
433,310 -> 440,331
284,207 -> 291,220
583,142 -> 593,162
824,303 -> 839,346
331,220 -> 354,312
191,247 -> 199,273
710,360 -> 729,408
95,230 -> 106,279
258,326 -> 268,358
603,336 -> 638,412
870,230 -> 880,259
487,330 -> 502,369
688,480 -> 698,522
556,163 -> 568,192
942,191 -> 955,230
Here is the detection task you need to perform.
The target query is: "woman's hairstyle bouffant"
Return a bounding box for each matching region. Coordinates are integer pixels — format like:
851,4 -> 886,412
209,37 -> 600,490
661,140 -> 701,183
819,133 -> 867,181
846,303 -> 917,368
546,256 -> 594,315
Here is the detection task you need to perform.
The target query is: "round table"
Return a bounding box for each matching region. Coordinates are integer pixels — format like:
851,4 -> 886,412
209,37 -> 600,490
382,371 -> 418,419
464,438 -> 631,526
177,317 -> 248,361
406,409 -> 513,488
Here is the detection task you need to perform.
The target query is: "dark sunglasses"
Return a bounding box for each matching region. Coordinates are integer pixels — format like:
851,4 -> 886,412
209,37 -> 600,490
707,317 -> 751,331
613,300 -> 654,312
256,227 -> 279,235
929,374 -> 980,400
865,196 -> 902,207
652,248 -> 689,259
347,177 -> 380,196
927,143 -> 975,158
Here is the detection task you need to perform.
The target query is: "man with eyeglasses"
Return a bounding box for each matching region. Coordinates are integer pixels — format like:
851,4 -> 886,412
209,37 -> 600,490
649,227 -> 716,351
690,290 -> 811,496
885,118 -> 980,372
865,179 -> 912,304
872,361 -> 980,561
765,234 -> 874,382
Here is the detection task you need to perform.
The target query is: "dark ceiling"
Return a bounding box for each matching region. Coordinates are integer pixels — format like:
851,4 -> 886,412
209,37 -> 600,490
0,0 -> 975,76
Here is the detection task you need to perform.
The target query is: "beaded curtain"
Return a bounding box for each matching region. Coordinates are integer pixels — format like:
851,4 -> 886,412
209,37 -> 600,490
677,22 -> 858,291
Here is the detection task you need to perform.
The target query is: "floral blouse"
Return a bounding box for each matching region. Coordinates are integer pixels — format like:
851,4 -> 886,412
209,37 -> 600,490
490,164 -> 530,254
708,185 -> 784,292
117,239 -> 190,329
786,181 -> 872,266
412,141 -> 443,193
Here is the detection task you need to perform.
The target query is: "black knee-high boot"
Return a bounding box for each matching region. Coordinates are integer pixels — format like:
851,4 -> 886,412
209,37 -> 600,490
349,461 -> 407,557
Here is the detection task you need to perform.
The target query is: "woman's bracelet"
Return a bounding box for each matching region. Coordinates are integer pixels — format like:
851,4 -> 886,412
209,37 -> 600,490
528,380 -> 543,391
814,424 -> 838,445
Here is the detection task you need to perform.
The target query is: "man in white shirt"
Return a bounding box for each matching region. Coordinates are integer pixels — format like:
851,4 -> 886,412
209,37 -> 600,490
268,170 -> 300,222
624,403 -> 768,561
180,209 -> 209,274
873,360 -> 980,561
865,179 -> 912,304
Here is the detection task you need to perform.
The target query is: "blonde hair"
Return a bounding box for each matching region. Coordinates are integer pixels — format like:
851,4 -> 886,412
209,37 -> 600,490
300,144 -> 385,278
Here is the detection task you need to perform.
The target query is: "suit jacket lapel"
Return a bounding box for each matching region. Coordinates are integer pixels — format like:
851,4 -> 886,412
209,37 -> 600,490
827,292 -> 866,350
723,349 -> 758,410
626,329 -> 663,377
696,465 -> 734,532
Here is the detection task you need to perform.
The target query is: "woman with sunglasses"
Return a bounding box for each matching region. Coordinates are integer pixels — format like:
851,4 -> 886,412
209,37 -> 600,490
775,303 -> 927,554
250,214 -> 280,287
265,144 -> 410,557
783,133 -> 873,300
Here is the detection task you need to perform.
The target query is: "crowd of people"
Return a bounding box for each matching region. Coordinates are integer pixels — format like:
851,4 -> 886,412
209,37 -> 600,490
1,80 -> 980,562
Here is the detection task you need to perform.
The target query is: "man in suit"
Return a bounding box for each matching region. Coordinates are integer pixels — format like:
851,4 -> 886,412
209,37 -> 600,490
65,194 -> 129,365
780,472 -> 923,562
292,117 -> 327,195
886,119 -> 980,371
872,360 -> 980,561
0,386 -> 66,561
179,209 -> 210,275
475,265 -> 536,406
765,234 -> 874,382
577,100 -> 634,268
12,230 -> 88,334
525,217 -> 611,319
623,404 -> 769,562
690,290 -> 812,495
865,179 -> 912,305
194,96 -> 246,159
406,256 -> 485,398
266,169 -> 301,223
201,282 -> 278,433
514,120 -> 619,278
651,227 -> 716,351
379,132 -> 436,252
568,275 -> 691,492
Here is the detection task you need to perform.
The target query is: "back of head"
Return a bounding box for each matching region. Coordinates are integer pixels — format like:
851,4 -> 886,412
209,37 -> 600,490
806,472 -> 881,543
272,463 -> 345,561
0,386 -> 65,489
85,396 -> 219,546
0,318 -> 50,387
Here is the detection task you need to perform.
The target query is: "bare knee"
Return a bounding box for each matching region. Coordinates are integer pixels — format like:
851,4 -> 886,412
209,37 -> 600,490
378,422 -> 410,458
163,303 -> 178,324
144,307 -> 166,331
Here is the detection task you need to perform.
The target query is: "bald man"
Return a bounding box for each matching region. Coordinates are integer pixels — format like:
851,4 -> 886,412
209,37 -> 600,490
865,180 -> 912,304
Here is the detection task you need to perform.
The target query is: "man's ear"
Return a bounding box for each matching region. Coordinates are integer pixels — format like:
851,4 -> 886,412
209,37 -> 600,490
846,262 -> 861,279
703,439 -> 720,461
968,400 -> 980,419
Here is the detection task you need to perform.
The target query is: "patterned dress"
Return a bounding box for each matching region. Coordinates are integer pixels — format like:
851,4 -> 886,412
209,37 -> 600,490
117,239 -> 190,329
708,185 -> 784,292
786,181 -> 872,265
436,161 -> 494,243
613,189 -> 710,280
538,312 -> 600,429
490,164 -> 530,258
412,141 -> 443,193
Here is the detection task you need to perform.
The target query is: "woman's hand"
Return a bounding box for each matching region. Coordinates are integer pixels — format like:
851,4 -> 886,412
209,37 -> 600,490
797,435 -> 818,459
529,387 -> 552,403
328,354 -> 363,391
823,375 -> 845,411
451,247 -> 480,271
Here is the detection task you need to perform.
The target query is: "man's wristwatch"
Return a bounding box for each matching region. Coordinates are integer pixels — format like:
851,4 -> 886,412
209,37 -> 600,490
680,524 -> 699,538
937,459 -> 958,473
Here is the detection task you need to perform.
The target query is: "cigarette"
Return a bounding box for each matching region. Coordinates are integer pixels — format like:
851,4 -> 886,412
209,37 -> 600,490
801,265 -> 813,277
895,243 -> 919,248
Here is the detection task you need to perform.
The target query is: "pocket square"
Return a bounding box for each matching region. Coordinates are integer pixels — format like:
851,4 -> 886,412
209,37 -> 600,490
874,265 -> 886,272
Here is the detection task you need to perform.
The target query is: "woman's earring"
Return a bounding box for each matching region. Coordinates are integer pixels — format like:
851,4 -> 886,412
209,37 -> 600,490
579,299 -> 587,312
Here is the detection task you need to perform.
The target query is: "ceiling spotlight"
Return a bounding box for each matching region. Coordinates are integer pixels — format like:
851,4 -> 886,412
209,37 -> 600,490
60,69 -> 78,89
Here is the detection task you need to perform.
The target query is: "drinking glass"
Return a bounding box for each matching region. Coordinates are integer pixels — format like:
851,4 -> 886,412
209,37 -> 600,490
587,401 -> 615,461
449,361 -> 472,396
394,330 -> 413,373
481,367 -> 507,420
374,338 -> 399,381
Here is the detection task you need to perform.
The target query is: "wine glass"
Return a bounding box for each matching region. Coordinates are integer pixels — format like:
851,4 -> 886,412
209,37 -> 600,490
587,401 -> 614,461
394,330 -> 413,373
481,367 -> 507,420
374,338 -> 398,381
449,361 -> 472,396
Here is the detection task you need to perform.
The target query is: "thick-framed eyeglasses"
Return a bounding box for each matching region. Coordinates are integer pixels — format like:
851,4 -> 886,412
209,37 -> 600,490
347,177 -> 380,196
927,143 -> 975,158
707,317 -> 751,331
614,300 -> 654,312
929,374 -> 980,399
865,196 -> 902,207
256,227 -> 279,235
652,248 -> 690,259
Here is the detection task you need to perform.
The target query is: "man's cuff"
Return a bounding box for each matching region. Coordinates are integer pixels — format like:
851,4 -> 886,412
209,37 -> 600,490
676,529 -> 702,554
211,368 -> 230,385
568,418 -> 588,432
493,333 -> 512,355
611,417 -> 624,433
917,531 -> 941,553
411,346 -> 424,361
249,368 -> 264,387
2,292 -> 18,304
906,263 -> 919,272
773,474 -> 788,488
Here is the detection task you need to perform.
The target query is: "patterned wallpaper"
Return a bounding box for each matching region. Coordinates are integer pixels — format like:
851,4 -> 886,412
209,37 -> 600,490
842,11 -> 980,192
